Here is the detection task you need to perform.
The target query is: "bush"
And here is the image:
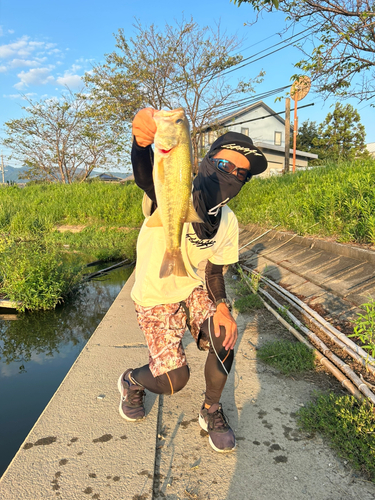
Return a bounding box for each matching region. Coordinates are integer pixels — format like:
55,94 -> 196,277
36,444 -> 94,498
0,241 -> 84,311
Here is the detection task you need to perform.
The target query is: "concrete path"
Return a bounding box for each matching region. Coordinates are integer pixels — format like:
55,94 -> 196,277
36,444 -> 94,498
0,274 -> 157,499
1,234 -> 375,498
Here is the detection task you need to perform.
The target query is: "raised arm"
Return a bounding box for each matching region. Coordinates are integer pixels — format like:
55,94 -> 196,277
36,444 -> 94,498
131,108 -> 157,204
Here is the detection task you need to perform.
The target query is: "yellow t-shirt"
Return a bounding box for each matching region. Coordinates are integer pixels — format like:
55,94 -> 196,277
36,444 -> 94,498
131,202 -> 239,307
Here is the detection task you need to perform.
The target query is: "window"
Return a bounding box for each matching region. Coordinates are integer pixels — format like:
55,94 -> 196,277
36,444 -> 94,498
274,131 -> 282,146
241,127 -> 249,136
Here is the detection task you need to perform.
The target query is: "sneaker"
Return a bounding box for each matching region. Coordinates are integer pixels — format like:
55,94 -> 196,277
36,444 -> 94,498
117,369 -> 145,421
199,402 -> 236,453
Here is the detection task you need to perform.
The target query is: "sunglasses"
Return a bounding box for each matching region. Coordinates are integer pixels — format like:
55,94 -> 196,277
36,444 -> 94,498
211,158 -> 252,183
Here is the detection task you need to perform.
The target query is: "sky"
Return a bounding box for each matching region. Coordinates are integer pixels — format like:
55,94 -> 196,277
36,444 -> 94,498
0,0 -> 374,169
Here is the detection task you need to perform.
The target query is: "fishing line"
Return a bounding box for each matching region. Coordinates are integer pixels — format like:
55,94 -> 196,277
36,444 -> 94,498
208,316 -> 229,376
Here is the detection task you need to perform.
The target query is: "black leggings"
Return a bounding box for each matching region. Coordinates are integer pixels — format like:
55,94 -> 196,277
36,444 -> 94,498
132,316 -> 234,406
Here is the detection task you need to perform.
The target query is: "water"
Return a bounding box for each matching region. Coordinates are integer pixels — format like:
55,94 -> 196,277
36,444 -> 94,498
0,264 -> 134,477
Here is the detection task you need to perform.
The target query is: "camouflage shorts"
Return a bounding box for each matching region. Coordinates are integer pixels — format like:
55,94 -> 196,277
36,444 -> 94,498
134,287 -> 216,377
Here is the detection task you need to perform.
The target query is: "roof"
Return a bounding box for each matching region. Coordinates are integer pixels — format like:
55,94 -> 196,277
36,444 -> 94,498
96,173 -> 123,181
202,101 -> 287,131
366,142 -> 375,153
255,141 -> 318,159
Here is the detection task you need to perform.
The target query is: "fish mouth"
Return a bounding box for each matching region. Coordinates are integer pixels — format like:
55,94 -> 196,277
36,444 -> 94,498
156,146 -> 174,156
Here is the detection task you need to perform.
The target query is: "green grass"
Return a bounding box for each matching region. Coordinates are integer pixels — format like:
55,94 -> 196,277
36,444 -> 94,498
230,159 -> 375,244
297,393 -> 375,482
233,293 -> 263,312
257,339 -> 315,375
0,182 -> 143,310
0,182 -> 144,236
2,159 -> 375,310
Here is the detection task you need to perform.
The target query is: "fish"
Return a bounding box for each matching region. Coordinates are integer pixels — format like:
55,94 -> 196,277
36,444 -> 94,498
146,108 -> 203,279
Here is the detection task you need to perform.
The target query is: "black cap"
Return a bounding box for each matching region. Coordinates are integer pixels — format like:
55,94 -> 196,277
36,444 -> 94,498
208,131 -> 268,175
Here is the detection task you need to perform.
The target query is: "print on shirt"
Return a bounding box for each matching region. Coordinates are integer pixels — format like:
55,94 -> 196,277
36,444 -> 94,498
186,232 -> 216,249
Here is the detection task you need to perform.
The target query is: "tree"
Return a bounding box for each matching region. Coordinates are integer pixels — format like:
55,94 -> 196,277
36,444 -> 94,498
84,18 -> 263,171
2,92 -> 130,184
313,103 -> 369,161
294,119 -> 319,152
232,1 -> 375,102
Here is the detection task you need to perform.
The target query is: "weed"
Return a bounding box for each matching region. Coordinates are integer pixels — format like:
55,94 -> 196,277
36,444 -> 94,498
257,340 -> 315,375
250,269 -> 262,292
349,298 -> 375,362
277,305 -> 300,331
233,294 -> 263,313
297,393 -> 375,482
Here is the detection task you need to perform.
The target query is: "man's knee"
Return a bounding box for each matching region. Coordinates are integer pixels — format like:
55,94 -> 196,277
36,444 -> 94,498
166,365 -> 190,394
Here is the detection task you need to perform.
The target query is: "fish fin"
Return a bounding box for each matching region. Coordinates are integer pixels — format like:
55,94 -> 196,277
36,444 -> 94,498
145,208 -> 163,227
185,199 -> 204,223
159,249 -> 188,279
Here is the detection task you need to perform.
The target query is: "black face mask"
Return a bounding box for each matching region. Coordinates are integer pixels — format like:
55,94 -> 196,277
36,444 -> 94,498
192,155 -> 245,240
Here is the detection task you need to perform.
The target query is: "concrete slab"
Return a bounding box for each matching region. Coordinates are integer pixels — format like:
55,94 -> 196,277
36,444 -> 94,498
0,273 -> 158,500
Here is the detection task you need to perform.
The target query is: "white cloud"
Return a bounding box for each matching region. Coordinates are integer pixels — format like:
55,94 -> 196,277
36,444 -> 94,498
4,92 -> 37,99
56,70 -> 82,89
14,67 -> 54,89
8,29 -> 15,34
0,65 -> 7,72
9,58 -> 40,68
0,36 -> 59,61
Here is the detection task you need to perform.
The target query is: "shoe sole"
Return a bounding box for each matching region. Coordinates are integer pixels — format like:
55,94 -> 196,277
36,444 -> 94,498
199,413 -> 236,453
117,374 -> 144,422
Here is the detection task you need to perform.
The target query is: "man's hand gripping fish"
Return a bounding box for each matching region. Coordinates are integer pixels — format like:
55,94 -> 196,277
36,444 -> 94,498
146,108 -> 203,279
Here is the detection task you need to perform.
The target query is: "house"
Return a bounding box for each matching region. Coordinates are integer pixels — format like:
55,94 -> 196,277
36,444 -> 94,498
94,173 -> 124,182
366,143 -> 375,158
200,101 -> 318,176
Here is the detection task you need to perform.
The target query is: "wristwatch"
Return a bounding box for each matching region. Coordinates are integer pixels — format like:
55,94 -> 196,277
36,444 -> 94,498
215,298 -> 232,311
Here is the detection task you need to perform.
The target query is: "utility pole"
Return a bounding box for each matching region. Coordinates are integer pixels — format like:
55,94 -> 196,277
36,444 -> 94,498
290,76 -> 311,173
1,155 -> 4,184
284,98 -> 290,173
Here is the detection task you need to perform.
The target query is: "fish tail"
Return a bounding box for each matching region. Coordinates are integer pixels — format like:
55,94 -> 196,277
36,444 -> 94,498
159,249 -> 188,279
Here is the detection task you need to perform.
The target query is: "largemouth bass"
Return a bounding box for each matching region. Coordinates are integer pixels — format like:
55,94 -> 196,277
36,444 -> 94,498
146,108 -> 203,279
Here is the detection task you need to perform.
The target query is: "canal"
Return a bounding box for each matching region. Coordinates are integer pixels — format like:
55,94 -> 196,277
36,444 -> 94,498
0,264 -> 134,477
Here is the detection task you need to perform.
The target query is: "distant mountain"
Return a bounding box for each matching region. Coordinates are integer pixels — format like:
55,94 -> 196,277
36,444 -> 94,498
2,166 -> 131,183
2,166 -> 28,183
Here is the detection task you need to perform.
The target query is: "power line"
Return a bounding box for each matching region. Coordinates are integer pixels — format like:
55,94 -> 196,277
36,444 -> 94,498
225,102 -> 315,127
161,26 -> 315,101
219,32 -> 312,78
195,84 -> 291,121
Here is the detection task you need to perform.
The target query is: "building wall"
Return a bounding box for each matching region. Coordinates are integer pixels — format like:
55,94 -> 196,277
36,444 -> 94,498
201,104 -> 288,152
226,107 -> 286,147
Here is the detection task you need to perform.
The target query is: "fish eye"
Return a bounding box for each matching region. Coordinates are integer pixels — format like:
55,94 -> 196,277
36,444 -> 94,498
175,119 -> 183,124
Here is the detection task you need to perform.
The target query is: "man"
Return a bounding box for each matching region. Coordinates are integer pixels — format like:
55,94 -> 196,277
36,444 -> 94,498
118,108 -> 268,453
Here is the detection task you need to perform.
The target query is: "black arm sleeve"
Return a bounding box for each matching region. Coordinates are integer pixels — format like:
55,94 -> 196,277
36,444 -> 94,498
131,137 -> 157,205
205,261 -> 226,304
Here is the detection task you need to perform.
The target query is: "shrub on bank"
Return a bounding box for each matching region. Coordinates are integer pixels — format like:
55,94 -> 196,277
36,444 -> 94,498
0,241 -> 84,311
